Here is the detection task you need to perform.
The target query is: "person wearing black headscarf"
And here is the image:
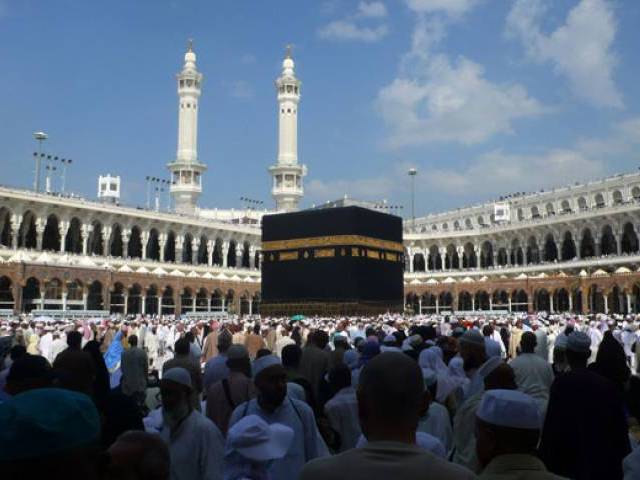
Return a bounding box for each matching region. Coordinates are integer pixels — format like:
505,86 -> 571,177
589,330 -> 631,392
83,340 -> 110,410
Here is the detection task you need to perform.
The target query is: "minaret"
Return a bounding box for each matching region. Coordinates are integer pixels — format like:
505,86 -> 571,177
269,46 -> 306,212
168,40 -> 207,215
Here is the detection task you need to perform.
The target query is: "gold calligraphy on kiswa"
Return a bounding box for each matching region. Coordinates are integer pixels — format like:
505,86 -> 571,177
262,234 -> 403,253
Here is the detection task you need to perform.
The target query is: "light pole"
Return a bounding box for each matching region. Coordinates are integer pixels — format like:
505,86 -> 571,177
408,167 -> 418,229
60,158 -> 72,193
33,131 -> 48,192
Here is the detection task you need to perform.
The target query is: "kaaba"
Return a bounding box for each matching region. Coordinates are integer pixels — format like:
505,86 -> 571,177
260,206 -> 404,316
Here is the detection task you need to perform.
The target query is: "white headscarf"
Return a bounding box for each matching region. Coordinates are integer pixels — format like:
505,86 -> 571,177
419,347 -> 461,403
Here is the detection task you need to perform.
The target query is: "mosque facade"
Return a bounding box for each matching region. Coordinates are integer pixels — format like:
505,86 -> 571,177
1,44 -> 640,316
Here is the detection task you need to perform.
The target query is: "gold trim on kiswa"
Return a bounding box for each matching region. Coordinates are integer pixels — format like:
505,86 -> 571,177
315,248 -> 335,258
279,251 -> 299,261
262,235 -> 403,253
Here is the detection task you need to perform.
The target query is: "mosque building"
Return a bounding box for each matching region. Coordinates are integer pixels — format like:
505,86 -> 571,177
1,43 -> 640,316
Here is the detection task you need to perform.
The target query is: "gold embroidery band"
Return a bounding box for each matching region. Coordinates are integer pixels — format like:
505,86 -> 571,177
262,235 -> 403,253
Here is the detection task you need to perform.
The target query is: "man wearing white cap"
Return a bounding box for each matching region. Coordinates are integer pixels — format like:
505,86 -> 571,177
540,332 -> 630,480
228,354 -> 322,480
159,367 -> 224,480
224,414 -> 294,480
476,389 -> 565,479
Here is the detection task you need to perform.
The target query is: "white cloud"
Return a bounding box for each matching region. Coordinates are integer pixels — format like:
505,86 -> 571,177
318,20 -> 389,42
426,149 -> 605,195
357,1 -> 387,18
377,53 -> 546,147
376,5 -> 546,147
239,53 -> 256,64
506,0 -> 622,108
306,176 -> 396,203
318,2 -> 388,43
229,80 -> 254,100
406,0 -> 479,16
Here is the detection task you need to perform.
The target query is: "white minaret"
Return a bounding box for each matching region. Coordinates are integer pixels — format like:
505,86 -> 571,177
168,40 -> 207,215
269,46 -> 306,212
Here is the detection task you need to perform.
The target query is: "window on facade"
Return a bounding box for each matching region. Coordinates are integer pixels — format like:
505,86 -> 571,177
180,80 -> 184,88
100,184 -> 106,191
186,79 -> 193,87
595,194 -> 605,208
286,85 -> 292,93
110,183 -> 117,191
612,190 -> 623,205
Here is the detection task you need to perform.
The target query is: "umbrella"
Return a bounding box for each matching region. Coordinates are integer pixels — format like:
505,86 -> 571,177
291,314 -> 305,322
33,316 -> 54,323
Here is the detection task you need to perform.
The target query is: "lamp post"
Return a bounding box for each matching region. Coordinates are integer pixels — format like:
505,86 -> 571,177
33,131 -> 48,192
408,167 -> 418,229
59,158 -> 72,193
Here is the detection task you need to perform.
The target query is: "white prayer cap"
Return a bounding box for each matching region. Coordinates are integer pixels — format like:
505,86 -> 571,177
567,331 -> 591,353
252,355 -> 281,379
227,415 -> 294,461
477,356 -> 503,379
459,329 -> 484,347
162,367 -> 192,390
477,389 -> 541,430
421,368 -> 437,387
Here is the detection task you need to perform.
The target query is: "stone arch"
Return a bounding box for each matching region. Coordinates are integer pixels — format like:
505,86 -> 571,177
477,215 -> 485,226
458,291 -> 473,310
463,242 -> 477,268
0,276 -> 14,310
197,235 -> 209,265
66,279 -> 84,306
109,224 -> 124,257
545,202 -> 555,216
88,220 -> 103,255
145,285 -> 159,315
182,233 -> 194,264
526,236 -> 540,264
580,228 -> 596,258
128,226 -> 143,259
531,206 -> 540,218
492,290 -> 509,309
600,225 -> 617,255
439,291 -> 453,311
511,238 -> 524,266
560,231 -> 576,261
633,187 -> 640,202
421,292 -> 437,313
560,199 -> 571,213
42,214 -> 61,252
227,240 -> 238,268
588,284 -> 605,313
511,289 -> 528,312
64,217 -> 82,254
252,291 -> 261,314
496,247 -> 509,266
22,277 -> 40,313
612,190 -> 623,205
161,286 -> 175,314
577,196 -> 588,210
181,287 -> 194,314
164,231 -> 176,262
226,289 -> 235,312
147,229 -> 161,261
212,238 -> 223,266
406,292 -> 419,314
87,280 -> 103,310
475,290 -> 490,310
554,288 -> 570,312
445,244 -> 459,269
480,241 -> 493,268
127,284 -> 142,314
44,278 -> 63,309
211,288 -> 224,311
534,289 -> 551,311
465,218 -> 473,229
18,210 -> 37,249
594,193 -> 605,208
608,285 -> 625,314
242,241 -> 251,268
110,282 -> 126,313
0,207 -> 12,247
543,233 -> 558,262
196,288 -> 209,312
621,222 -> 639,254
428,245 -> 441,270
413,253 -> 426,272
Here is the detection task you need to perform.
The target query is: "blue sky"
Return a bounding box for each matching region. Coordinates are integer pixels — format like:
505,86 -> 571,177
1,0 -> 639,217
